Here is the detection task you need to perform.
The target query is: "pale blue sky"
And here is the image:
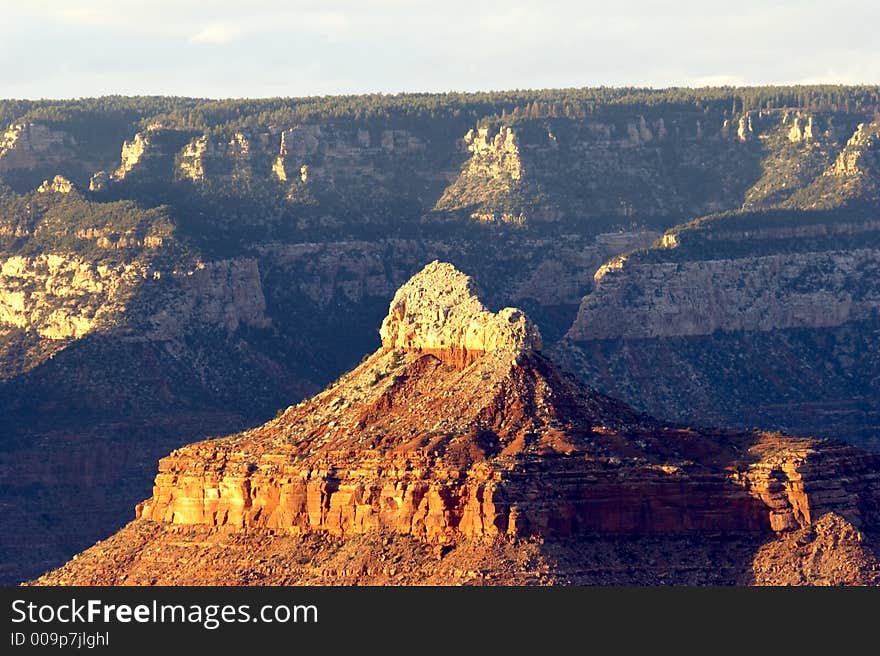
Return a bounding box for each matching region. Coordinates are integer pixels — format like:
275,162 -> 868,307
2,0 -> 878,98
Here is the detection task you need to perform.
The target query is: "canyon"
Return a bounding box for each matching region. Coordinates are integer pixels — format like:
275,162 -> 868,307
1,89 -> 879,583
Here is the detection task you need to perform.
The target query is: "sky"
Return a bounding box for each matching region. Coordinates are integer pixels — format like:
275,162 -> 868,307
1,0 -> 878,99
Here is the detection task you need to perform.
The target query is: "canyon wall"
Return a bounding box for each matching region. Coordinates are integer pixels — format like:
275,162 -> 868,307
561,206 -> 880,446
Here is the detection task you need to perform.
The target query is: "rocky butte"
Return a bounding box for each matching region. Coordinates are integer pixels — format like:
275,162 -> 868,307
35,262 -> 880,585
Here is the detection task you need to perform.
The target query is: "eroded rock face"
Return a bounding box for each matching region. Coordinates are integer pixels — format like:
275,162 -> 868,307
568,248 -> 880,340
378,261 -> 542,366
0,123 -> 73,171
113,131 -> 152,180
0,254 -> 146,339
561,203 -> 880,443
434,126 -> 530,223
0,254 -> 270,341
36,175 -> 74,194
147,258 -> 270,338
110,127 -> 194,183
179,132 -> 255,182
786,117 -> 880,208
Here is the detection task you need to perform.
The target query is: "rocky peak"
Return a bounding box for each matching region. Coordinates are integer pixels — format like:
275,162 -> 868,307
178,135 -> 209,181
379,261 -> 542,367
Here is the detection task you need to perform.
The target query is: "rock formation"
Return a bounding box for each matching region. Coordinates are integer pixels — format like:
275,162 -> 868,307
378,261 -> 542,366
0,123 -> 73,172
569,247 -> 880,340
178,135 -> 210,181
0,254 -> 144,339
113,130 -> 152,180
34,262 -> 880,585
788,114 -> 815,143
560,190 -> 880,446
434,125 -> 529,223
108,127 -> 196,184
784,117 -> 880,209
36,175 -> 74,194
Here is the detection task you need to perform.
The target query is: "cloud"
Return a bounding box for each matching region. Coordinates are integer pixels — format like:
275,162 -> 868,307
190,24 -> 243,45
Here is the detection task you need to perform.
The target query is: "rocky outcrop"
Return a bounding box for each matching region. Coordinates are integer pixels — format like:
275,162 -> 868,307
737,114 -> 754,141
178,135 -> 209,181
784,118 -> 880,208
742,112 -> 843,208
434,125 -> 534,223
109,127 -> 194,183
179,132 -> 255,182
378,261 -> 542,366
88,170 -> 108,192
0,254 -> 146,339
270,124 -> 426,187
736,437 -> 880,532
466,126 -> 523,180
0,123 -> 73,171
0,252 -> 269,342
833,120 -> 879,177
112,131 -> 152,180
36,175 -> 74,194
751,512 -> 880,585
787,114 -> 815,143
